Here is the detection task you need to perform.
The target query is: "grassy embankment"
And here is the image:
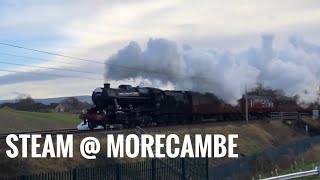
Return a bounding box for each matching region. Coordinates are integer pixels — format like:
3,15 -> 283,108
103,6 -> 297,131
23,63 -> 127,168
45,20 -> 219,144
249,117 -> 320,179
0,108 -> 309,177
300,116 -> 320,133
0,108 -> 93,177
146,120 -> 306,166
257,145 -> 320,179
0,108 -> 79,133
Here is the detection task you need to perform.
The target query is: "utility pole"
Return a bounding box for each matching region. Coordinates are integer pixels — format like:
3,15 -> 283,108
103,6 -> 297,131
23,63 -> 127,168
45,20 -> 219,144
245,85 -> 249,123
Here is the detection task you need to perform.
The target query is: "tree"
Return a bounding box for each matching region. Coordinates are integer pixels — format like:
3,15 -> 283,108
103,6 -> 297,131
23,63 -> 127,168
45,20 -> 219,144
14,96 -> 44,111
61,97 -> 90,111
15,97 -> 36,111
248,83 -> 285,98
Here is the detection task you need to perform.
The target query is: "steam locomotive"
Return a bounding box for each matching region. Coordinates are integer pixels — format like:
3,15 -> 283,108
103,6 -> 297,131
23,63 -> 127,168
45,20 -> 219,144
79,83 -> 313,130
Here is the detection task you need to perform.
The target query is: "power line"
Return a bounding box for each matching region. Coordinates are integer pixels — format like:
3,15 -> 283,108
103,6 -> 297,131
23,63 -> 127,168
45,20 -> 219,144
0,67 -> 153,85
0,42 -> 217,81
0,68 -> 148,84
0,61 -> 102,75
0,69 -> 102,81
0,56 -> 169,82
0,52 -> 77,66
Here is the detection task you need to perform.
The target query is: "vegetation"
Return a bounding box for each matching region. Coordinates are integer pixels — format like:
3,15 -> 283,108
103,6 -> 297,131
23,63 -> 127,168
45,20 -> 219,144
0,97 -> 44,111
248,83 -> 287,98
143,120 -> 307,166
0,108 -> 79,133
256,145 -> 320,179
301,116 -> 320,129
0,119 -> 307,177
0,133 -> 111,177
0,96 -> 91,113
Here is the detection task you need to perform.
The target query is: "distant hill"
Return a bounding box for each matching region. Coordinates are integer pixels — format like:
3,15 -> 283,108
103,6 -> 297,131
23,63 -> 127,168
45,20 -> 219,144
36,95 -> 92,105
0,95 -> 92,105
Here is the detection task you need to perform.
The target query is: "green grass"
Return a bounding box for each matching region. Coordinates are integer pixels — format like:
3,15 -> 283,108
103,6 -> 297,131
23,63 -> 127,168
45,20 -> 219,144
145,121 -> 306,159
260,161 -> 320,179
0,109 -> 80,133
301,116 -> 320,128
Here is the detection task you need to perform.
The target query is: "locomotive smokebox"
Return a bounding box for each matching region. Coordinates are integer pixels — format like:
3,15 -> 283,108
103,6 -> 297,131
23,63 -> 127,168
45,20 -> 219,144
104,83 -> 110,89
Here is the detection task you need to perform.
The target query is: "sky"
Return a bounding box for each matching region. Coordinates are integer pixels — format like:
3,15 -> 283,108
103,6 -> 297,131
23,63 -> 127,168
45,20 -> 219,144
0,0 -> 320,100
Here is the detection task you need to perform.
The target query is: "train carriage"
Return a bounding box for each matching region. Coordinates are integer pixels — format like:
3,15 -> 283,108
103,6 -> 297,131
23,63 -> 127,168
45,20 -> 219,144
187,92 -> 241,121
240,95 -> 276,118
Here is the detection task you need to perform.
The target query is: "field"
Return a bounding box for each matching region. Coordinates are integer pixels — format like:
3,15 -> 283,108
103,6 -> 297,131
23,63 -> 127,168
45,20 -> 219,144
0,108 -> 79,133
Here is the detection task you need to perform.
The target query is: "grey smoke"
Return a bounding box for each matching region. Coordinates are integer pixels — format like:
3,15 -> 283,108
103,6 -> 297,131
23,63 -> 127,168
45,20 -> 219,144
105,35 -> 320,105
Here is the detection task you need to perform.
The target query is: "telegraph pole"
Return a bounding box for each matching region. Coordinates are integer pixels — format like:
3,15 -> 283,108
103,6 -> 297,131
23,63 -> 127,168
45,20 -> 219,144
245,85 -> 249,123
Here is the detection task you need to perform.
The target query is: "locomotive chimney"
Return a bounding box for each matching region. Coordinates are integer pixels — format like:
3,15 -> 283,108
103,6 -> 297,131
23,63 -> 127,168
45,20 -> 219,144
104,83 -> 110,89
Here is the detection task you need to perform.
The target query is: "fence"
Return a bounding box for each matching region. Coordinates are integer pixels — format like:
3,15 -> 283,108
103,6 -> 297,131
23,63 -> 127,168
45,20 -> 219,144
133,126 -> 201,178
270,112 -> 299,121
261,167 -> 320,180
208,135 -> 320,180
5,158 -> 207,180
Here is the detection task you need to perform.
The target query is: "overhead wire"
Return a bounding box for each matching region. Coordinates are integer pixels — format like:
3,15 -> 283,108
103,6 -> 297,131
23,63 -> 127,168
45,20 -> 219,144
0,52 -> 77,66
0,60 -> 102,75
0,69 -> 102,81
0,58 -> 169,84
0,42 -> 217,82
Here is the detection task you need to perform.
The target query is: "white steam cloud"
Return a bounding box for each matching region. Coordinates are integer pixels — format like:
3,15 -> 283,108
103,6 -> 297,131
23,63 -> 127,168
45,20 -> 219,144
105,35 -> 320,105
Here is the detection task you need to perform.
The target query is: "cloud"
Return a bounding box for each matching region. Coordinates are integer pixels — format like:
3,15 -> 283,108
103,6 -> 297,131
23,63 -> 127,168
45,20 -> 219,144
1,0 -> 320,100
0,78 -> 103,100
104,35 -> 320,105
0,61 -> 105,85
0,71 -> 60,84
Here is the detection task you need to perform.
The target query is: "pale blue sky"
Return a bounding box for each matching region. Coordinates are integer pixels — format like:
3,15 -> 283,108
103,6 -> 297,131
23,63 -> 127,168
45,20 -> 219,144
0,0 -> 320,100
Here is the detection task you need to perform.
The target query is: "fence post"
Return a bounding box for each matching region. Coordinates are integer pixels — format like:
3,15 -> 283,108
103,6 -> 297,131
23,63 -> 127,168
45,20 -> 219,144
181,158 -> 186,180
152,159 -> 156,180
72,168 -> 77,180
116,163 -> 121,180
206,157 -> 209,180
20,175 -> 26,180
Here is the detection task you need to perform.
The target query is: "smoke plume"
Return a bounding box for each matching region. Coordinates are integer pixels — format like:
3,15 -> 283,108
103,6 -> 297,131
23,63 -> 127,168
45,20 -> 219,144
105,35 -> 320,105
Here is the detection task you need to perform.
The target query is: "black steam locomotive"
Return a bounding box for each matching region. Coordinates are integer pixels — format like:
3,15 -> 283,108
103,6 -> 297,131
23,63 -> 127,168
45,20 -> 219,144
80,83 -> 192,129
80,83 -> 313,130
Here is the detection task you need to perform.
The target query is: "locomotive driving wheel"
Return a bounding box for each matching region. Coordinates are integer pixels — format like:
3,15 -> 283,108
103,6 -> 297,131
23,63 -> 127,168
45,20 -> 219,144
101,120 -> 106,130
87,120 -> 97,130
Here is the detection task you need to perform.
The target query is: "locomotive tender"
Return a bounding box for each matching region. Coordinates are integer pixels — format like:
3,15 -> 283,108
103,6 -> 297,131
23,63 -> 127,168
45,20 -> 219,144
79,83 -> 308,130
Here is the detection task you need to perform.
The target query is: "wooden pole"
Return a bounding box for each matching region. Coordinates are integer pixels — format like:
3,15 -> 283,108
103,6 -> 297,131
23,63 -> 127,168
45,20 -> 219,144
246,85 -> 249,123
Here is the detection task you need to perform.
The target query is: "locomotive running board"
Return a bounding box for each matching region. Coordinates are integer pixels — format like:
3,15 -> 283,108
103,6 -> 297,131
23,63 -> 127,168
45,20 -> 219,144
105,124 -> 123,130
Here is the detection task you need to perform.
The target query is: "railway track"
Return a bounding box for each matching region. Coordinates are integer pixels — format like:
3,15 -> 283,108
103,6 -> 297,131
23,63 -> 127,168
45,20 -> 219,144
0,118 -> 269,140
0,128 -> 105,140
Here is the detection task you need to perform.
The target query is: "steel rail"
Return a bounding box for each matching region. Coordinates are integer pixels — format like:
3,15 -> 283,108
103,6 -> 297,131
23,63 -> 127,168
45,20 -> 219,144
0,128 -> 105,140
